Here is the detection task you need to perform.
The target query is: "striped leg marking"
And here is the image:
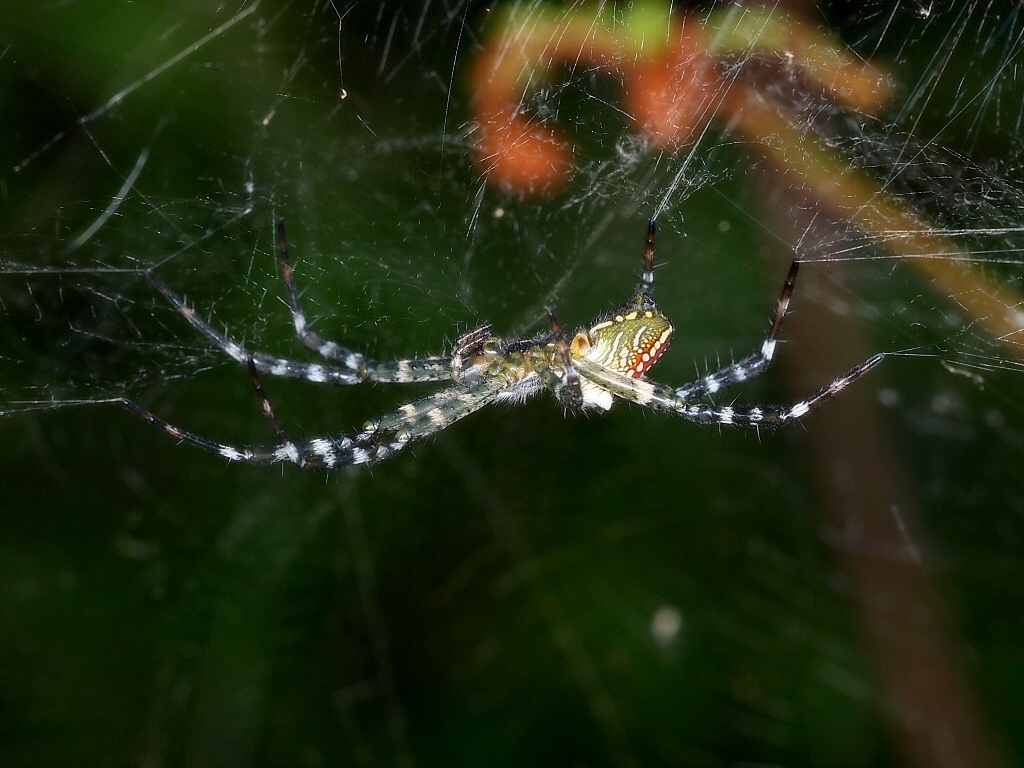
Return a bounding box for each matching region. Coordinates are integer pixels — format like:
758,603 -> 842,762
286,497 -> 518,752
675,261 -> 799,400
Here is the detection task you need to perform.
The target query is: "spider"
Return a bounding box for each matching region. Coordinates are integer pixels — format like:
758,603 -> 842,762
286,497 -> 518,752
123,220 -> 883,469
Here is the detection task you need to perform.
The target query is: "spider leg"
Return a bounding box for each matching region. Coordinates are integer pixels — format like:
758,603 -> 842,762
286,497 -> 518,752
276,217 -> 357,365
546,308 -> 583,408
575,352 -> 884,426
245,355 -> 291,445
147,267 -> 482,386
674,261 -> 800,400
121,374 -> 507,469
450,322 -> 493,379
147,269 -> 367,385
371,376 -> 505,439
637,218 -> 656,298
274,219 -> 490,383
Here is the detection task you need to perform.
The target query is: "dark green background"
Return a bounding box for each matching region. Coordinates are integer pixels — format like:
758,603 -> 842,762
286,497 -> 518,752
2,2 -> 1023,766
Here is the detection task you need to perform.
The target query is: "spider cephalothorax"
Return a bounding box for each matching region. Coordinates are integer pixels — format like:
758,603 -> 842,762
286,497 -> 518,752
123,219 -> 882,468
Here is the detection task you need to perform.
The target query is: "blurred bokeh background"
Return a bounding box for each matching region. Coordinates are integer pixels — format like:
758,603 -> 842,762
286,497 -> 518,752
2,1 -> 1024,766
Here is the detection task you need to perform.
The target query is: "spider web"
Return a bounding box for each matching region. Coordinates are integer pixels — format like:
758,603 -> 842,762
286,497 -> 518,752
2,1 -> 1024,766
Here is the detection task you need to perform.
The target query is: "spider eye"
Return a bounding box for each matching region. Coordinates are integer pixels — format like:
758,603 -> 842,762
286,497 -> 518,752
583,307 -> 673,378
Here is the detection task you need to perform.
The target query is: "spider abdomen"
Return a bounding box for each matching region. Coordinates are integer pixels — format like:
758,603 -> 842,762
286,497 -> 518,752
573,304 -> 673,379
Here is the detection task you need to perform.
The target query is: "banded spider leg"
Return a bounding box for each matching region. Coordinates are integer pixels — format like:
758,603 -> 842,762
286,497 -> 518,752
145,219 -> 490,389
